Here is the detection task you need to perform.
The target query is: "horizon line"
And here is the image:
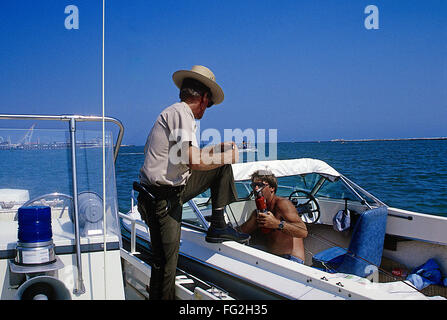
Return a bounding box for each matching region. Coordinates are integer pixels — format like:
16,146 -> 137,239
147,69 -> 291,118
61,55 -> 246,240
120,136 -> 447,147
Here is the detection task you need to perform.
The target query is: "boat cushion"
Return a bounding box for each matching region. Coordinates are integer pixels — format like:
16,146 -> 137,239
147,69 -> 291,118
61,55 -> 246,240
312,246 -> 347,271
312,206 -> 388,278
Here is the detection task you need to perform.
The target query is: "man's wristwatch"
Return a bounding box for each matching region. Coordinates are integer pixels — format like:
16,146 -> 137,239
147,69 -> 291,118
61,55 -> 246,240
277,221 -> 285,231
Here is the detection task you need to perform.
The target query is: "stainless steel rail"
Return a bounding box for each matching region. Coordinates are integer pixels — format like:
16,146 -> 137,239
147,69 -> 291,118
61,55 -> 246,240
0,114 -> 124,162
69,118 -> 85,294
0,113 -> 124,295
340,175 -> 373,209
340,175 -> 386,208
187,200 -> 210,231
118,213 -> 150,254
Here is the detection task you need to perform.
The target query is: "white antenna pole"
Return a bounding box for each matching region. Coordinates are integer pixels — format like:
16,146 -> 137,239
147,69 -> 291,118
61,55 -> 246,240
102,0 -> 108,299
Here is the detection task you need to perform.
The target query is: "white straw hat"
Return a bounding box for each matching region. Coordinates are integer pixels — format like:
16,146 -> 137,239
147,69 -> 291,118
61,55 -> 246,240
172,65 -> 224,105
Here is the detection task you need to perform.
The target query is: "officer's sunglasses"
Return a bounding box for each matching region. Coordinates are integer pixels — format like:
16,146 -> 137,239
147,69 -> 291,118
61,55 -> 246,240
206,91 -> 214,108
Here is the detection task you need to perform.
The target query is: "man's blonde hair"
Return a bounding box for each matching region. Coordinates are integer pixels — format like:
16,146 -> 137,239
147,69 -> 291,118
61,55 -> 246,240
250,170 -> 278,193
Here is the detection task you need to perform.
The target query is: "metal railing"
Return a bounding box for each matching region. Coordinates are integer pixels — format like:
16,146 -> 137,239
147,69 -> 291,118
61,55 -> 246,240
0,113 -> 124,295
118,213 -> 149,254
0,114 -> 124,162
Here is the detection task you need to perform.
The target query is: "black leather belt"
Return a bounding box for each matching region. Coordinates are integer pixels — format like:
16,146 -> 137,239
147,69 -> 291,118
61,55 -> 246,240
135,182 -> 185,200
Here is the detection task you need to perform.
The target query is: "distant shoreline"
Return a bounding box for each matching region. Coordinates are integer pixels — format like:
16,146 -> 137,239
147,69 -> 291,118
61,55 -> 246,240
328,137 -> 447,142
120,138 -> 447,147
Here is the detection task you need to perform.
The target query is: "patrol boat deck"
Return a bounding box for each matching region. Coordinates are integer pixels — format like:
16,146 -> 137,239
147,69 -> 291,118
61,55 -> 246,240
0,113 -> 231,300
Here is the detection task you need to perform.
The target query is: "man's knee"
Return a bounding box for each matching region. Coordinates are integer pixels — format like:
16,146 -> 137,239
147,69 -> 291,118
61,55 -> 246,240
216,164 -> 234,181
220,163 -> 233,173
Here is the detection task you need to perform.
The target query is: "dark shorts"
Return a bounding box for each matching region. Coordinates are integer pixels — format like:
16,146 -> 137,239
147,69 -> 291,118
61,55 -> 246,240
251,244 -> 305,265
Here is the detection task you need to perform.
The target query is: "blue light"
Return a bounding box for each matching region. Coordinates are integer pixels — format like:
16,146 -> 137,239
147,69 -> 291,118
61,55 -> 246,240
17,206 -> 52,243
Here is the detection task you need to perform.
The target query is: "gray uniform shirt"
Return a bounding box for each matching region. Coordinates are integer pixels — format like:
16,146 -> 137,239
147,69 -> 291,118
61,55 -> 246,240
140,102 -> 198,186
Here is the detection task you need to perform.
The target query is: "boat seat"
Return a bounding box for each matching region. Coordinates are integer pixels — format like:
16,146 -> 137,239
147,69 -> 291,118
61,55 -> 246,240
312,206 -> 388,278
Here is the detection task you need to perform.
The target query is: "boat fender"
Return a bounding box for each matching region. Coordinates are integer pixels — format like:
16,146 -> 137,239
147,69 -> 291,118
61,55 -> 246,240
333,209 -> 350,232
333,198 -> 351,232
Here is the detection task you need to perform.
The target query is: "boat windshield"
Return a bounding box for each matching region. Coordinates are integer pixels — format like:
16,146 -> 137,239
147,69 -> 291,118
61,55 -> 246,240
0,128 -> 121,248
180,171 -> 383,230
236,173 -> 381,207
182,198 -> 209,229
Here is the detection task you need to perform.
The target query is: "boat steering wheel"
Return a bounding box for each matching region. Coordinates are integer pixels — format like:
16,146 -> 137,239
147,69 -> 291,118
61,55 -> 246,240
288,189 -> 321,224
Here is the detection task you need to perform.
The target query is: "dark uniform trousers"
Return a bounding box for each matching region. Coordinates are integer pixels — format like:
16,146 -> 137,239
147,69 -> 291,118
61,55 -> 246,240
137,164 -> 238,300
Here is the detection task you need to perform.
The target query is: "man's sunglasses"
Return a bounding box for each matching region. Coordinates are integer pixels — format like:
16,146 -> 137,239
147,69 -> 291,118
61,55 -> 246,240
250,182 -> 268,189
206,92 -> 214,108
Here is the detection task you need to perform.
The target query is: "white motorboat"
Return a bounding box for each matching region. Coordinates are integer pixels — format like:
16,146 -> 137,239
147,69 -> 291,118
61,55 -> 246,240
0,114 -> 230,300
121,158 -> 447,300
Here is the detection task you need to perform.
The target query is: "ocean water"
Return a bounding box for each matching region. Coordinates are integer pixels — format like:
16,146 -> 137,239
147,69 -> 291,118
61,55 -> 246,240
115,140 -> 447,216
1,138 -> 445,217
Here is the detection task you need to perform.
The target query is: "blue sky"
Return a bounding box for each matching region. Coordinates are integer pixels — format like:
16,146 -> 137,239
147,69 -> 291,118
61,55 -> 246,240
0,0 -> 446,145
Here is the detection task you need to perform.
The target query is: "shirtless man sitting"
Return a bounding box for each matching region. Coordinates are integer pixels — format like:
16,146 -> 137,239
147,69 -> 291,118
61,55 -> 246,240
239,170 -> 308,264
